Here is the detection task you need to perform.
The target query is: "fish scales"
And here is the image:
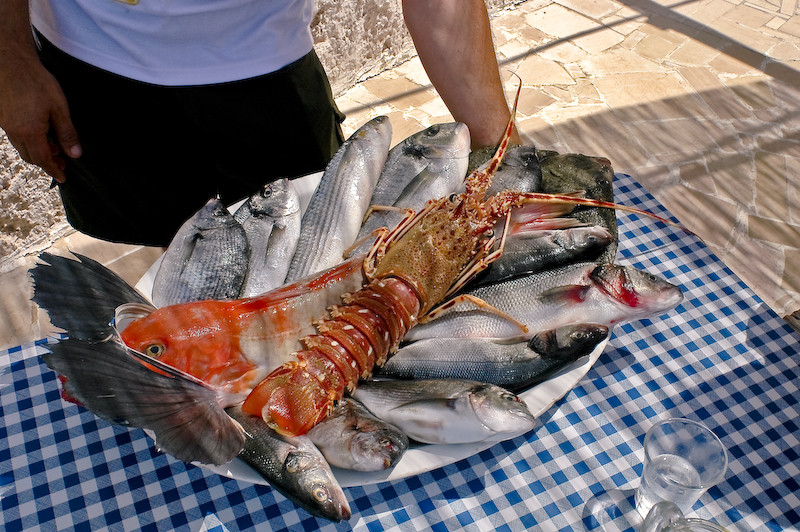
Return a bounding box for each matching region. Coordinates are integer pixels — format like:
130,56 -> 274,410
381,323 -> 609,392
405,262 -> 682,341
285,117 -> 392,282
353,122 -> 470,254
226,405 -> 351,522
235,179 -> 302,297
152,197 -> 250,307
352,379 -> 537,445
472,225 -> 614,287
306,396 -> 409,472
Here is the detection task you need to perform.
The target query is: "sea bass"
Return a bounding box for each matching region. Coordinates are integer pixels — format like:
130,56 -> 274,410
306,397 -> 409,472
285,117 -> 392,282
352,379 -> 536,444
226,405 -> 351,522
405,262 -> 682,341
152,197 -> 250,307
379,323 -> 609,392
234,179 -> 302,297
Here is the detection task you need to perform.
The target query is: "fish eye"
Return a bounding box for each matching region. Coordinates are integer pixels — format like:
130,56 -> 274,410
312,486 -> 329,502
500,392 -> 519,402
425,124 -> 441,136
145,344 -> 165,357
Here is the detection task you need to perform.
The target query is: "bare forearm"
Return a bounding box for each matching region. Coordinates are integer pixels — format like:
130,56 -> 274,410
402,0 -> 517,148
0,0 -> 37,62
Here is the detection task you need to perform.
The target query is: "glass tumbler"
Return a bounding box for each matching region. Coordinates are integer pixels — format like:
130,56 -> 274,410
635,418 -> 728,517
641,501 -> 730,532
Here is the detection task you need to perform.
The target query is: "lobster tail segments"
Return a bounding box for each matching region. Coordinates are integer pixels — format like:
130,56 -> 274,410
242,353 -> 348,436
243,276 -> 422,437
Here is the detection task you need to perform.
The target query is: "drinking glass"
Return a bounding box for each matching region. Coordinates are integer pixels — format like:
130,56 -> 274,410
641,501 -> 730,532
635,418 -> 728,517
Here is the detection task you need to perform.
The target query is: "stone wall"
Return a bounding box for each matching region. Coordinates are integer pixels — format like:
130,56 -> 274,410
0,0 -> 524,270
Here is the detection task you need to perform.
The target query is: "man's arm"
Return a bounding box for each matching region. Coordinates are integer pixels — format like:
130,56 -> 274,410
0,0 -> 81,182
402,0 -> 520,149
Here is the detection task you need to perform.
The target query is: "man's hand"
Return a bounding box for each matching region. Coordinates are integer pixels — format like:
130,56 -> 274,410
0,0 -> 81,183
0,60 -> 81,183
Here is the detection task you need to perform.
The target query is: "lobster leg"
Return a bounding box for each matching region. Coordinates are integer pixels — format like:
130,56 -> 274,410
419,293 -> 529,333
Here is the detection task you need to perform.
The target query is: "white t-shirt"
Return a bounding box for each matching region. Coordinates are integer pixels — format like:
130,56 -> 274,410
29,0 -> 315,86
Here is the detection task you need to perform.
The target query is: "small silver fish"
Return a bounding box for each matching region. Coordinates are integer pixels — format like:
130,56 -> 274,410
380,323 -> 609,392
307,396 -> 409,471
226,405 -> 351,522
285,117 -> 392,282
234,179 -> 301,297
473,225 -> 614,286
405,262 -> 682,341
352,379 -> 536,444
486,145 -> 542,196
152,198 -> 249,307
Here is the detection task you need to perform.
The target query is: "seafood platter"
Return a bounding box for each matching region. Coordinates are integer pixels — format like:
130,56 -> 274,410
31,94 -> 684,522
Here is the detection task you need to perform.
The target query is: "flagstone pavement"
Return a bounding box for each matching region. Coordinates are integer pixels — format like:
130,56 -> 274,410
2,0 -> 799,349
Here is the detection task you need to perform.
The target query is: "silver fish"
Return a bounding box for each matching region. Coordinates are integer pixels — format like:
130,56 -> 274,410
486,144 -> 542,196
379,323 -> 609,392
306,396 -> 409,472
371,122 -> 470,207
405,262 -> 682,341
354,122 -> 470,253
226,405 -> 351,522
234,179 -> 301,297
352,379 -> 536,444
473,225 -> 614,287
152,198 -> 249,307
285,117 -> 392,282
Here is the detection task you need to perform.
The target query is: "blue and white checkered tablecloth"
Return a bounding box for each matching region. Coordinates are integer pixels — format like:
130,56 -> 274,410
2,173 -> 798,531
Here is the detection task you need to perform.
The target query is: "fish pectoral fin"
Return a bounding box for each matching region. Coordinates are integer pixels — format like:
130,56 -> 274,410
43,337 -> 245,466
537,284 -> 592,305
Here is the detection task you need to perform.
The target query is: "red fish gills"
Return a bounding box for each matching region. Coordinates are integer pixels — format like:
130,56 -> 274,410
241,276 -> 421,436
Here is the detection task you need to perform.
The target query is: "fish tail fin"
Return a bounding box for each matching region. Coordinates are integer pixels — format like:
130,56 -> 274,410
31,252 -> 155,341
43,337 -> 245,466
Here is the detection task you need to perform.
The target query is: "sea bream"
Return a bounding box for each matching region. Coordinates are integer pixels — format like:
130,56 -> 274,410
234,179 -> 302,297
485,144 -> 542,196
405,262 -> 682,341
285,117 -> 392,282
352,379 -> 537,445
353,122 -> 471,254
306,396 -> 409,472
151,197 -> 250,307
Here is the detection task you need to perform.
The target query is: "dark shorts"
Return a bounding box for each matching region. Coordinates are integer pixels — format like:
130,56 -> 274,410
36,31 -> 345,247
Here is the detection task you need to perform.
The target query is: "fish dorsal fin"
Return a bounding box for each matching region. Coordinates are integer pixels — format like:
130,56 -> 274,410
114,302 -> 156,334
538,284 -> 592,305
